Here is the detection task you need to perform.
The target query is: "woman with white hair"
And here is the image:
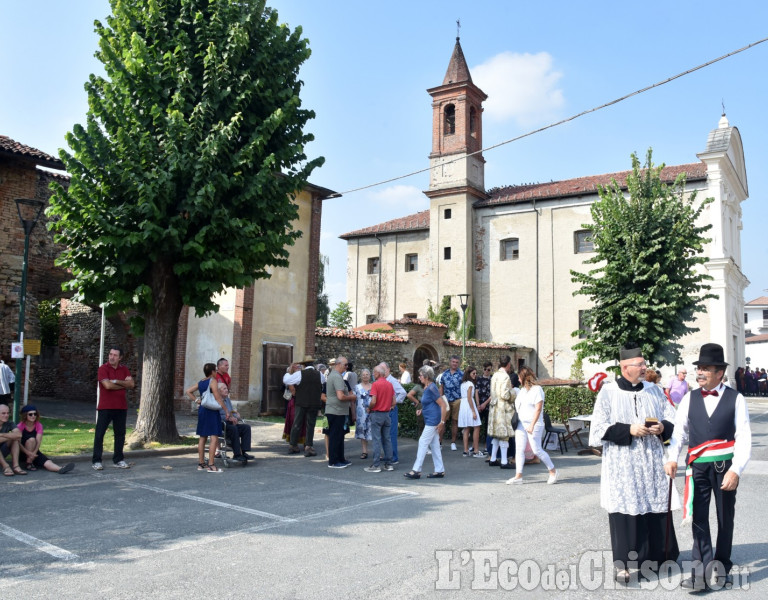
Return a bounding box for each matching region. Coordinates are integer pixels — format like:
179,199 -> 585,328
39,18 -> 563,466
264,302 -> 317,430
404,366 -> 448,479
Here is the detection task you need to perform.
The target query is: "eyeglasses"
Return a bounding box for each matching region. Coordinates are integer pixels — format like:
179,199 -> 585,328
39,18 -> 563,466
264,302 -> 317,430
626,362 -> 647,368
26,412 -> 37,416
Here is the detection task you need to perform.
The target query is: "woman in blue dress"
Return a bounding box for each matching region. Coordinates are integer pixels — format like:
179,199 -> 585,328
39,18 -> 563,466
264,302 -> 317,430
186,363 -> 229,472
354,368 -> 373,459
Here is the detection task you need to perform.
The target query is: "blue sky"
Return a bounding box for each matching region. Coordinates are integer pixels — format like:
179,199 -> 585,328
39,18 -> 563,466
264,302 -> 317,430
2,1 -> 766,312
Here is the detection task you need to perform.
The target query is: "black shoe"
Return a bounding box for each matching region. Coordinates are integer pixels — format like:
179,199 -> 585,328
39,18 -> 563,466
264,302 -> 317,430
58,463 -> 75,474
488,460 -> 500,467
233,455 -> 247,463
243,453 -> 255,460
680,576 -> 706,591
499,463 -> 514,469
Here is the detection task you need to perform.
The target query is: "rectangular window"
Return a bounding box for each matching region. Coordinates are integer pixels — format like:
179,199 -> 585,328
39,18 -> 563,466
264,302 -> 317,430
578,310 -> 592,339
403,313 -> 417,319
366,314 -> 377,324
500,238 -> 519,261
444,247 -> 451,260
574,230 -> 594,253
745,312 -> 748,324
405,254 -> 418,272
444,208 -> 452,219
367,257 -> 379,275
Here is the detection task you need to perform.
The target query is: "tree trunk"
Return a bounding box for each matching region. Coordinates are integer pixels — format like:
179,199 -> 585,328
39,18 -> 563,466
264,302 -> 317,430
129,259 -> 183,444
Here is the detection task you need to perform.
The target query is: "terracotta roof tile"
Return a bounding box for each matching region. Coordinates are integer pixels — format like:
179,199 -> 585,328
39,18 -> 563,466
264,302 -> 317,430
340,210 -> 429,239
342,163 -> 708,238
0,135 -> 63,168
443,339 -> 516,349
746,296 -> 768,306
476,163 -> 708,208
745,333 -> 768,344
315,327 -> 407,343
390,317 -> 447,329
353,322 -> 394,332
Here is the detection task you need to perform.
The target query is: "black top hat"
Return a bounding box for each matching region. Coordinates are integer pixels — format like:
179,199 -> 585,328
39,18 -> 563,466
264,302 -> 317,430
692,343 -> 728,367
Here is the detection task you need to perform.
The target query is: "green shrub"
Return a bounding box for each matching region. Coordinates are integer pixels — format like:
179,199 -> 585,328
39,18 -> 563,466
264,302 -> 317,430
398,382 -> 418,438
544,386 -> 596,424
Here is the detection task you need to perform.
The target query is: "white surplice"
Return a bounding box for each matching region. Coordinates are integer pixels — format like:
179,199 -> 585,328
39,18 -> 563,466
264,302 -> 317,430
590,380 -> 680,515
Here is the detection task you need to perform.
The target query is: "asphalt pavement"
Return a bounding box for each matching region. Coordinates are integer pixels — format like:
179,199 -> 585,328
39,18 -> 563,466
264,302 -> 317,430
1,398 -> 767,599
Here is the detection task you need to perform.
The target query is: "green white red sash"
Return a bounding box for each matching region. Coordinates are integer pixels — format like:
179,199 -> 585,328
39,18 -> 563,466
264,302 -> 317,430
682,439 -> 735,525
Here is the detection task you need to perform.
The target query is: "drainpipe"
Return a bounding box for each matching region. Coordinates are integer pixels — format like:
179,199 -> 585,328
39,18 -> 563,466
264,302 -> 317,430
375,233 -> 382,319
534,200 -> 540,377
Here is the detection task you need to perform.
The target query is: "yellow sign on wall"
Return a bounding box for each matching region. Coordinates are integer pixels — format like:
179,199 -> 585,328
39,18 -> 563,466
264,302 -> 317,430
24,339 -> 41,356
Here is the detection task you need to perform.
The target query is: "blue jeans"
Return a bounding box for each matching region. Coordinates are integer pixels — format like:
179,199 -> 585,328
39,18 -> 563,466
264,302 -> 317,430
370,411 -> 392,467
390,404 -> 399,462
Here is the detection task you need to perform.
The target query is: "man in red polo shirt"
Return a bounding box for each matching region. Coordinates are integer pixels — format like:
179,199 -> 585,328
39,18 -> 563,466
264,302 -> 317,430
215,358 -> 231,388
92,347 -> 135,470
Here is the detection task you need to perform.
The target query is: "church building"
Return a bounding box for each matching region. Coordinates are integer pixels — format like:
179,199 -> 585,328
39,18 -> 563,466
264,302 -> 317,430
341,38 -> 749,379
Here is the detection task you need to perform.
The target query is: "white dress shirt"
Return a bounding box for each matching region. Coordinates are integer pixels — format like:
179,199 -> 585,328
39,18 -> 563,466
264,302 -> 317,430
666,383 -> 752,476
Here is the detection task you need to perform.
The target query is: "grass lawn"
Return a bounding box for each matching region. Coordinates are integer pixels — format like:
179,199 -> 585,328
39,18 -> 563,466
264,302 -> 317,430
39,417 -> 197,457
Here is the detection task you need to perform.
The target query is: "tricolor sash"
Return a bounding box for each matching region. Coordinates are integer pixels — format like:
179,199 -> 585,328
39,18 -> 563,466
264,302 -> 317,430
681,439 -> 735,525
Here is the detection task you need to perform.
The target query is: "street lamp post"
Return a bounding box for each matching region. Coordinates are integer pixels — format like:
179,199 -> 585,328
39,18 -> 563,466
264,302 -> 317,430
457,293 -> 470,365
12,198 -> 45,423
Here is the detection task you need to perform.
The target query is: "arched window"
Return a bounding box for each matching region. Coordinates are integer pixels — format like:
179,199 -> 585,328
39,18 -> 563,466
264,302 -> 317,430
444,104 -> 455,135
469,106 -> 477,135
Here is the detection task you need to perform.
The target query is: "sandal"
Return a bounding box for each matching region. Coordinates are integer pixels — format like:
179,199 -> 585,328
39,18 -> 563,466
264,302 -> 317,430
426,472 -> 445,478
12,466 -> 28,475
26,463 -> 37,471
197,463 -> 207,471
206,465 -> 223,473
360,453 -> 368,459
403,470 -> 421,479
3,466 -> 13,477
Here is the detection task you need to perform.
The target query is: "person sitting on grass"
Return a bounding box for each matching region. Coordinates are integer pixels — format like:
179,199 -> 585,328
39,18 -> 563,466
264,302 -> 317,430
17,405 -> 74,474
1,403 -> 27,476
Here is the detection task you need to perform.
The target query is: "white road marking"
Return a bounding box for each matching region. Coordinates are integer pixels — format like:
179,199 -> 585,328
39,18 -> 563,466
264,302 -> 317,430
0,522 -> 79,561
115,479 -> 298,522
274,470 -> 419,497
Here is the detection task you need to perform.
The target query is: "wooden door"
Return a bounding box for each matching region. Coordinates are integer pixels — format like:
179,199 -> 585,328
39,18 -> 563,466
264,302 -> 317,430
261,343 -> 293,415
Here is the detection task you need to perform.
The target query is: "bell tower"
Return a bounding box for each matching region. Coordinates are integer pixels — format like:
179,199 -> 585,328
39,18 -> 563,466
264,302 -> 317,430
426,37 -> 487,193
424,37 -> 487,317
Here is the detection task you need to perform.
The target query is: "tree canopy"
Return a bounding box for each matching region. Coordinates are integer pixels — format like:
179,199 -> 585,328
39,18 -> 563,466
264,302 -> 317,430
571,150 -> 715,368
47,0 -> 323,442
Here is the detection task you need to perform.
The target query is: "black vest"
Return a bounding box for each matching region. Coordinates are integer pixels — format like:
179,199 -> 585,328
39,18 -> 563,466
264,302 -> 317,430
294,368 -> 323,409
687,386 -> 737,451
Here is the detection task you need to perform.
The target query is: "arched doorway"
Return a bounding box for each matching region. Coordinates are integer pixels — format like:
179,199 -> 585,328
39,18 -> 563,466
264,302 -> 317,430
413,344 -> 438,370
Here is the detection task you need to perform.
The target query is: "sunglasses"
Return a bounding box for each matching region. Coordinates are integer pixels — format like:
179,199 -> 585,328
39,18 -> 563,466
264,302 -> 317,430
26,412 -> 38,416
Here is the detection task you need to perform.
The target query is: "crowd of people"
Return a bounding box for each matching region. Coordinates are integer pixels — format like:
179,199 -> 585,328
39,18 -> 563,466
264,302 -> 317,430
734,366 -> 768,396
278,353 -> 559,483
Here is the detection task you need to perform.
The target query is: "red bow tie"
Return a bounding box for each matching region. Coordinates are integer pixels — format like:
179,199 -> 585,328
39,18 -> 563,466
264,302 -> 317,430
701,389 -> 719,397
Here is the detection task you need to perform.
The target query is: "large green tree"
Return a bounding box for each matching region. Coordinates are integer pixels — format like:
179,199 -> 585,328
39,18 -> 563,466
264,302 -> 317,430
48,0 -> 323,443
570,150 -> 715,368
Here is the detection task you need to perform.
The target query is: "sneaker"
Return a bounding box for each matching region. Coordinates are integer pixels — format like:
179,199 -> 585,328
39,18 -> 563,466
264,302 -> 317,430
462,451 -> 470,457
506,476 -> 523,485
390,460 -> 399,465
383,464 -> 395,471
328,463 -> 345,469
426,449 -> 432,455
547,470 -> 559,485
339,460 -> 352,466
92,462 -> 103,471
469,446 -> 474,453
473,452 -> 485,458
364,465 -> 382,473
450,443 -> 457,451
113,460 -> 130,469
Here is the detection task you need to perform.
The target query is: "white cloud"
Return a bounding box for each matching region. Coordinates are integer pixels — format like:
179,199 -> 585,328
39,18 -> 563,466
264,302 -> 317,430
473,51 -> 564,128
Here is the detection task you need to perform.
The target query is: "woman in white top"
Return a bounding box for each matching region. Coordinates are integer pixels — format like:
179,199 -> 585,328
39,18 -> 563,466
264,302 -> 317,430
458,366 -> 483,457
507,366 -> 557,485
399,363 -> 412,385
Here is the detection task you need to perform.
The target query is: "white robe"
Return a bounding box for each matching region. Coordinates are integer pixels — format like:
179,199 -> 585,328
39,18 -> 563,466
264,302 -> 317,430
590,380 -> 680,515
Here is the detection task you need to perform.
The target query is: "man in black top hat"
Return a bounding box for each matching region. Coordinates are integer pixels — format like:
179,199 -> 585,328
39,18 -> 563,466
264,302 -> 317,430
665,343 -> 752,590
